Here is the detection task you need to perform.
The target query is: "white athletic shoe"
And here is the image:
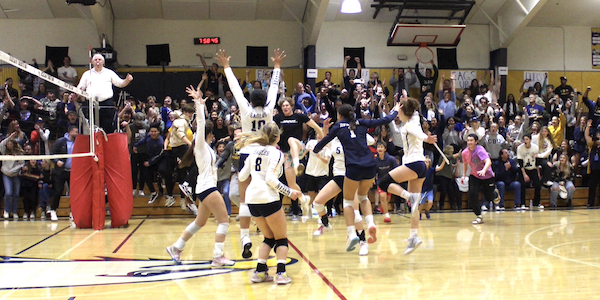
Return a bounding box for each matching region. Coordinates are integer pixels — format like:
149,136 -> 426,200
276,272 -> 292,285
301,215 -> 310,223
138,191 -> 145,197
521,204 -> 529,210
13,213 -> 18,221
313,224 -> 333,236
148,192 -> 159,204
3,211 -> 9,219
241,236 -> 253,259
180,199 -> 187,211
187,203 -> 198,215
537,204 -> 545,209
133,189 -> 138,196
251,271 -> 273,283
481,205 -> 488,211
367,224 -> 377,244
346,235 -> 360,252
50,210 -> 58,221
30,212 -> 35,220
166,245 -> 182,264
165,196 -> 176,207
211,256 -> 235,268
403,236 -> 423,255
359,241 -> 369,256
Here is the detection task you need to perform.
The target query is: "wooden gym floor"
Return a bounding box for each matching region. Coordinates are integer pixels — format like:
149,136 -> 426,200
1,208 -> 599,300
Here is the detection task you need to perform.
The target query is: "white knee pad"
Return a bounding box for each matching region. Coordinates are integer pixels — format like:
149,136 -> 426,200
216,223 -> 229,236
313,203 -> 326,213
358,194 -> 369,203
185,222 -> 202,235
343,199 -> 354,209
239,203 -> 251,218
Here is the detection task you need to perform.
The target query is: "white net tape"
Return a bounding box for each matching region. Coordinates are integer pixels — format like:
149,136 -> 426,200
0,49 -> 97,161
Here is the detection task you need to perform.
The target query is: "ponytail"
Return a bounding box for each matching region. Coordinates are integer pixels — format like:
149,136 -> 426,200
338,104 -> 357,131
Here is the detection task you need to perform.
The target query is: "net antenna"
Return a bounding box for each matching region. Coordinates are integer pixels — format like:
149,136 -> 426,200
0,49 -> 97,161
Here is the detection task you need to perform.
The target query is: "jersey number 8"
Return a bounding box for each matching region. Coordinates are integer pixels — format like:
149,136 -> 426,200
255,157 -> 262,171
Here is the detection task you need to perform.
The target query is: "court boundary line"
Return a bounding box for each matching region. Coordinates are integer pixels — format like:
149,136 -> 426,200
14,225 -> 71,255
525,220 -> 600,269
112,217 -> 148,253
288,239 -> 346,300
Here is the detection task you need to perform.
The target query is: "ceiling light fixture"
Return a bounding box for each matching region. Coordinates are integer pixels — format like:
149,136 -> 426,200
341,0 -> 362,14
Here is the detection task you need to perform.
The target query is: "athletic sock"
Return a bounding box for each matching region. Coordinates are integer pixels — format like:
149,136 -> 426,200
347,225 -> 357,238
293,158 -> 300,169
277,260 -> 286,273
213,242 -> 224,257
174,238 -> 186,250
410,229 -> 418,238
401,190 -> 411,200
357,230 -> 366,242
365,215 -> 374,228
321,215 -> 329,227
241,228 -> 250,238
257,259 -> 268,272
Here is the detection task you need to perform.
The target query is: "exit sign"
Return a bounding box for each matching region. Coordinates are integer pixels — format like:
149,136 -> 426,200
194,37 -> 220,45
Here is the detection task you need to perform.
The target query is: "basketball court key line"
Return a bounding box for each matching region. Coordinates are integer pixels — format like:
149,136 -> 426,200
288,239 -> 347,300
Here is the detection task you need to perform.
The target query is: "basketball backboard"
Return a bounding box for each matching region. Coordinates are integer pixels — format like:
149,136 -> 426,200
388,24 -> 466,47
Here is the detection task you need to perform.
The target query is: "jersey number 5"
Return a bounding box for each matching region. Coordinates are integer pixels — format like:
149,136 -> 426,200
252,120 -> 266,131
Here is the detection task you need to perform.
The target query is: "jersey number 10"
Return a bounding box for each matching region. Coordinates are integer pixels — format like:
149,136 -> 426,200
252,120 -> 266,131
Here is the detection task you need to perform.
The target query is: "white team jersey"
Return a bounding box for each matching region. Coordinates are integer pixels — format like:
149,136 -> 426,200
305,140 -> 331,177
400,112 -> 428,165
517,143 -> 539,171
239,145 -> 292,204
329,134 -> 375,177
194,102 -> 218,194
330,138 -> 346,177
224,67 -> 280,133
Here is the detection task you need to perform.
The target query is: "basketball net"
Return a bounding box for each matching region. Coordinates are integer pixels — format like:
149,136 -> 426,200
416,43 -> 434,73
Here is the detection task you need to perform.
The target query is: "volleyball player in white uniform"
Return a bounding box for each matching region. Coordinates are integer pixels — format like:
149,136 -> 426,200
217,49 -> 285,258
166,86 -> 234,267
377,90 -> 437,255
238,122 -> 301,285
310,134 -> 376,256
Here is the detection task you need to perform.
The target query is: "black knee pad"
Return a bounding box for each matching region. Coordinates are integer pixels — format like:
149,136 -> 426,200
378,174 -> 395,192
273,238 -> 288,253
263,238 -> 276,249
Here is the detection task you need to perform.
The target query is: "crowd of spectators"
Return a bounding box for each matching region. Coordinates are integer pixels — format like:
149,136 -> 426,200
1,54 -> 599,221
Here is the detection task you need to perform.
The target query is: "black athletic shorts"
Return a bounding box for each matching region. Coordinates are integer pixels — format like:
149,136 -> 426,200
195,187 -> 219,202
305,175 -> 330,192
249,201 -> 282,218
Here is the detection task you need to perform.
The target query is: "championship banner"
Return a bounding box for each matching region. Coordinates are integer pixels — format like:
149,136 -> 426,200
523,72 -> 547,90
0,49 -> 89,98
450,70 -> 476,89
592,28 -> 600,69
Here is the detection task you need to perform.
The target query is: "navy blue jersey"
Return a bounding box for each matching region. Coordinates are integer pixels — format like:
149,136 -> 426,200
421,167 -> 436,193
376,153 -> 398,179
314,111 -> 397,169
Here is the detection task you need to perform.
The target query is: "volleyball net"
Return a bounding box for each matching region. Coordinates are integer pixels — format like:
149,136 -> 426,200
0,49 -> 97,161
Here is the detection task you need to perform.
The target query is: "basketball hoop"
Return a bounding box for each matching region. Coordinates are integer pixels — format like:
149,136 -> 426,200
415,43 -> 434,65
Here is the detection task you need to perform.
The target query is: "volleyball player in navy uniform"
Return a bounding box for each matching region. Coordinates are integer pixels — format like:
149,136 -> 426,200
313,101 -> 401,252
377,90 -> 437,255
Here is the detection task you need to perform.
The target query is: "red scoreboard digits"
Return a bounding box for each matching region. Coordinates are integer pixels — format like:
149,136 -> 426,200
194,37 -> 220,45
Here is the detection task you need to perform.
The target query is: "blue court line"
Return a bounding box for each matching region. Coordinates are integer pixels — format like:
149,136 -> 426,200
15,225 -> 71,255
112,217 -> 147,253
68,297 -> 76,300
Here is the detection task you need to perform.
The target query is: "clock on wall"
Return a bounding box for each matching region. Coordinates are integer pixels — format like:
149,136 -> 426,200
194,37 -> 220,45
